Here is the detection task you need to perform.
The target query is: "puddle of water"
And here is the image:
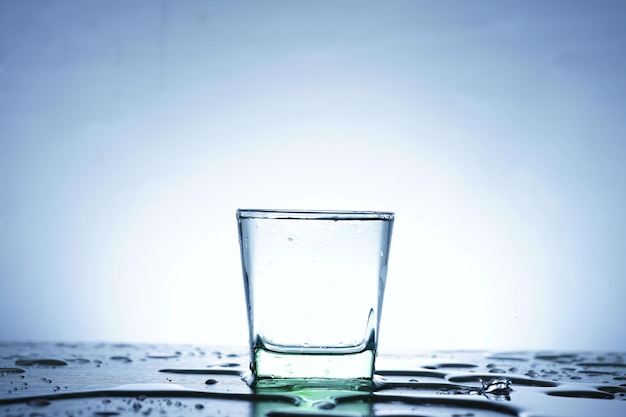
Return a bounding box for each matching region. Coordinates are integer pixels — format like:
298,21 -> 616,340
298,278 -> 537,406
14,359 -> 68,367
0,344 -> 625,417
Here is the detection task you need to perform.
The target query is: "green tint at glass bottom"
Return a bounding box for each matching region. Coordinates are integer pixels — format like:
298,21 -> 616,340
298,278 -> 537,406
253,347 -> 375,379
253,379 -> 373,416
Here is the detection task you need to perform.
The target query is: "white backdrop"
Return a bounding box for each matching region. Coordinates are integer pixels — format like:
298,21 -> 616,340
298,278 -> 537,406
1,1 -> 625,351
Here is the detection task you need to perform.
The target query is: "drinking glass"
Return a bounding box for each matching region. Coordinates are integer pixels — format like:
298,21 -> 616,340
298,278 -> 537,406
237,209 -> 394,380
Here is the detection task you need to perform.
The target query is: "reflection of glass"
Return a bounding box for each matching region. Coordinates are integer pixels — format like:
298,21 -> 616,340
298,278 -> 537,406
237,209 -> 394,380
253,378 -> 373,415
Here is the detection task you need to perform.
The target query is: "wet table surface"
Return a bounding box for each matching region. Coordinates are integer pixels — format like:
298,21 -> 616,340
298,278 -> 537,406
1,343 -> 625,417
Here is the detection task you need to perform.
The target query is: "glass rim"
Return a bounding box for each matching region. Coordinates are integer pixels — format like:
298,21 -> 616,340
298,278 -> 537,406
237,208 -> 394,221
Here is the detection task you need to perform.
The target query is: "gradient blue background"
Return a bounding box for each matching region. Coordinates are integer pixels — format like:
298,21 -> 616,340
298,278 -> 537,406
1,1 -> 625,351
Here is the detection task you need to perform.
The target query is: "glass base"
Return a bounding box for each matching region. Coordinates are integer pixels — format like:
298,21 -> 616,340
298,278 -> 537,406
253,347 -> 375,379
